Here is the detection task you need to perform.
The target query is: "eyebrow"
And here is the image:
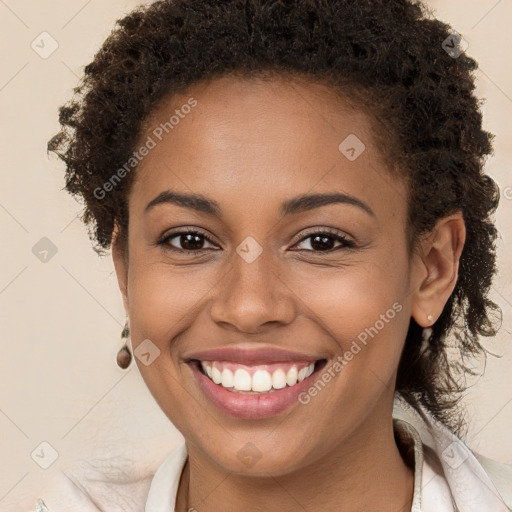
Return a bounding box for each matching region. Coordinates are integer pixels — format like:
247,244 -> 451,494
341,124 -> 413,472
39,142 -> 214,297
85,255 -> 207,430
144,190 -> 375,218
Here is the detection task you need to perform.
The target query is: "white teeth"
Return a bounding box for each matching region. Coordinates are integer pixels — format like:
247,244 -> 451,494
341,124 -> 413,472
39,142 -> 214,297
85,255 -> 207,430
298,367 -> 308,382
272,368 -> 287,389
252,370 -> 273,392
201,361 -> 213,379
221,368 -> 234,388
211,366 -> 222,384
233,369 -> 252,391
298,363 -> 315,382
286,366 -> 298,386
200,361 -> 317,393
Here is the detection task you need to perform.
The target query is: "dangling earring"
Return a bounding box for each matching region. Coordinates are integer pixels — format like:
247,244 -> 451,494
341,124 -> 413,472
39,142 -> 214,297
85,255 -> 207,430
117,318 -> 132,369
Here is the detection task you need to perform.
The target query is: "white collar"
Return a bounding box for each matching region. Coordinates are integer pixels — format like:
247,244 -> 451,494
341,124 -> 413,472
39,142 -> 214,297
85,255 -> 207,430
145,394 -> 511,512
145,442 -> 187,512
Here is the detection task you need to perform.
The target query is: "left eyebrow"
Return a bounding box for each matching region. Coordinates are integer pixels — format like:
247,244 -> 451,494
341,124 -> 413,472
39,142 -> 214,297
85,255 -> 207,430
280,192 -> 375,218
144,190 -> 375,218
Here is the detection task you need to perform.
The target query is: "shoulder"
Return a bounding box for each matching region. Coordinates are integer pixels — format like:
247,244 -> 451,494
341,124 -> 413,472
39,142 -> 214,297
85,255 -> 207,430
31,456 -> 157,512
32,444 -> 188,512
393,393 -> 512,511
474,452 -> 512,509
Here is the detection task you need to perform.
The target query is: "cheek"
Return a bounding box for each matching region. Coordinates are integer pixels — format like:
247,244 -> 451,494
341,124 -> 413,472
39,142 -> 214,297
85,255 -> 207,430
127,260 -> 217,343
125,259 -> 212,429
294,253 -> 408,335
290,251 -> 410,380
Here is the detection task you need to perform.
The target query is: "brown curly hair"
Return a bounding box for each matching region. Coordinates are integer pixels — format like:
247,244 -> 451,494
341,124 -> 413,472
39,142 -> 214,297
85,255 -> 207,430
47,0 -> 502,436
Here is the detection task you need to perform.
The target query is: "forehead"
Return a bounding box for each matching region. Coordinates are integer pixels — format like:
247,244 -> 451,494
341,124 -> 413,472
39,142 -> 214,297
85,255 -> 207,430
129,74 -> 407,221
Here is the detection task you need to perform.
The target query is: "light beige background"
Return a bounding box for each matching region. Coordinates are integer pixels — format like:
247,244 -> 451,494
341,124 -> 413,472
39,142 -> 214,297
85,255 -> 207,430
0,0 -> 511,509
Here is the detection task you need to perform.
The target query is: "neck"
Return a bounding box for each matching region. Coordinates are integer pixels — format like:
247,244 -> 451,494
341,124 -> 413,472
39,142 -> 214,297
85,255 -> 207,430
176,399 -> 414,512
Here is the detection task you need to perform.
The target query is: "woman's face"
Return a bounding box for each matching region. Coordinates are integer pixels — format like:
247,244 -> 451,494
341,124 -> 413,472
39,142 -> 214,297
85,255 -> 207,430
113,74 -> 424,475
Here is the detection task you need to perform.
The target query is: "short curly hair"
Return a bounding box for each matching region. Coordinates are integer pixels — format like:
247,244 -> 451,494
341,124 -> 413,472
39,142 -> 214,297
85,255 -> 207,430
48,0 -> 502,435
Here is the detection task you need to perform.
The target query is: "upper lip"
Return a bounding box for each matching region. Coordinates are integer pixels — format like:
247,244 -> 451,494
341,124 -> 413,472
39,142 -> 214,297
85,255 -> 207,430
184,345 -> 326,364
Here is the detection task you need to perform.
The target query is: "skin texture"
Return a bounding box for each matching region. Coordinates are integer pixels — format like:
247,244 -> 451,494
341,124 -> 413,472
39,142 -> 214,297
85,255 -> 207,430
112,75 -> 465,512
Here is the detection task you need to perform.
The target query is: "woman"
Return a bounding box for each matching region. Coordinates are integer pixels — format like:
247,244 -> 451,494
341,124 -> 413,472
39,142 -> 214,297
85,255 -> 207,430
41,0 -> 512,510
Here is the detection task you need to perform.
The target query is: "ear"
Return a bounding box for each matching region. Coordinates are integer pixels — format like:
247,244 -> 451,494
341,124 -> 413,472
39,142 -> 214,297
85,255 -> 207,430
410,212 -> 466,328
112,222 -> 129,313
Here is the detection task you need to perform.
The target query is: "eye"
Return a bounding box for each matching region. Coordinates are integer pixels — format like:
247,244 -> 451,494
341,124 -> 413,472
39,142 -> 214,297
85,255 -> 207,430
292,229 -> 356,252
156,227 -> 356,254
157,229 -> 218,253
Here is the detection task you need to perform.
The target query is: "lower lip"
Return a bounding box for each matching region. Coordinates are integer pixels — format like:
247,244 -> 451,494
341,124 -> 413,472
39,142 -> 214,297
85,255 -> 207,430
190,361 -> 325,420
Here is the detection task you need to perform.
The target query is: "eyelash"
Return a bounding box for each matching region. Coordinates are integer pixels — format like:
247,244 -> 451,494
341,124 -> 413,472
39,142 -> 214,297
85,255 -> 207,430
156,228 -> 356,254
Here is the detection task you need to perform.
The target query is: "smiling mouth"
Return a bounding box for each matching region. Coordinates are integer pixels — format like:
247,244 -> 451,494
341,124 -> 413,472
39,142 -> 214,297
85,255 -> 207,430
193,359 -> 327,394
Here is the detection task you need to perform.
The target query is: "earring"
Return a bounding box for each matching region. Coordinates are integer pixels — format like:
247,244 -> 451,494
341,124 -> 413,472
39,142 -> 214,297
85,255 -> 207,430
427,314 -> 433,323
116,318 -> 132,369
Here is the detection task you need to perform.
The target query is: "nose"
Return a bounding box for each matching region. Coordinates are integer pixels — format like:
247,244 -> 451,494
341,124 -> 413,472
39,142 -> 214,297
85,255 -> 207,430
209,246 -> 296,334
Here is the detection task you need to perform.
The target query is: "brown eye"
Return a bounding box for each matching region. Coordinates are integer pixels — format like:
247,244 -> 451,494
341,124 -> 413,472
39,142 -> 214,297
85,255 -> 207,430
293,231 -> 356,252
159,230 -> 218,253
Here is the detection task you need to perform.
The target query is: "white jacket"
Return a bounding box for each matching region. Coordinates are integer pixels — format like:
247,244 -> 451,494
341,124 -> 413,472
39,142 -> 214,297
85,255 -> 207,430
33,393 -> 512,512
